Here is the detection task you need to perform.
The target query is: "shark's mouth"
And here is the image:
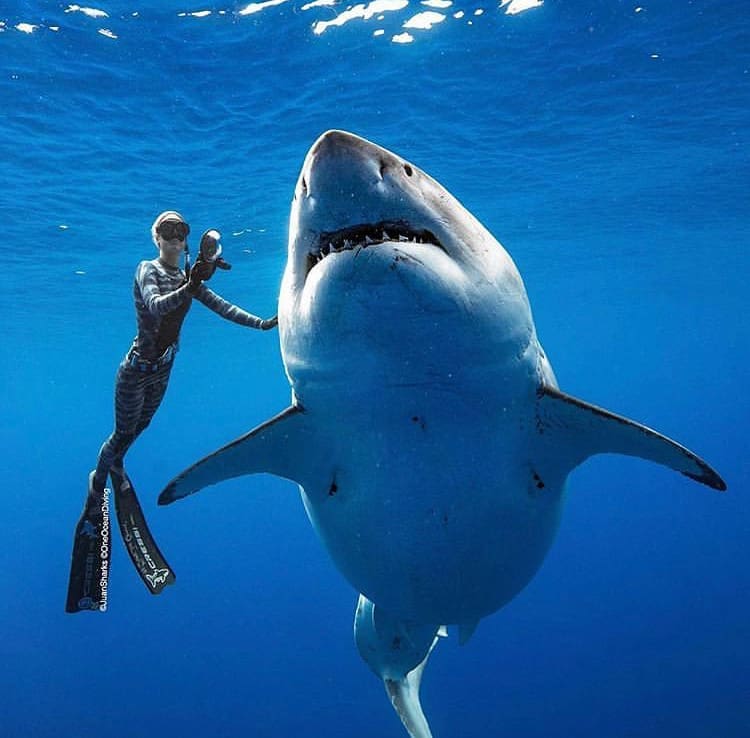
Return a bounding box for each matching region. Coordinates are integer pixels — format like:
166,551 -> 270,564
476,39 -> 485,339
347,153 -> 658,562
307,219 -> 444,272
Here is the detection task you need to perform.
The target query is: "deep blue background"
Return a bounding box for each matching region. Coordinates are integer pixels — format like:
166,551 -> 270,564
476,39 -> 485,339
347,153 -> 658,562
1,2 -> 747,737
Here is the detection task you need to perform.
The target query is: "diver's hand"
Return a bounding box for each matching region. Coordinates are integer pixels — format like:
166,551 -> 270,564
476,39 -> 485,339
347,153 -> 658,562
260,316 -> 278,331
187,260 -> 215,293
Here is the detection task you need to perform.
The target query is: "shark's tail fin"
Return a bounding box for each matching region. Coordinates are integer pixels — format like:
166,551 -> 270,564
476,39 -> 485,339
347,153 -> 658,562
535,385 -> 726,491
354,595 -> 443,738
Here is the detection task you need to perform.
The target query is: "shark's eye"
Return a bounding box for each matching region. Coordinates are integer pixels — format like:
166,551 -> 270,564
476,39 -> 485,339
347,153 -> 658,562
301,177 -> 308,193
403,164 -> 413,177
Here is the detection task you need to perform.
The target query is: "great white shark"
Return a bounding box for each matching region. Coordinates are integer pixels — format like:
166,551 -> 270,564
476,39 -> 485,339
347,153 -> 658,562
159,130 -> 725,738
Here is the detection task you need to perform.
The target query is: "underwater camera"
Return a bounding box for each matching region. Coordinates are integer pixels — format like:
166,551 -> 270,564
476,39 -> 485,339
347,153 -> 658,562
197,229 -> 232,272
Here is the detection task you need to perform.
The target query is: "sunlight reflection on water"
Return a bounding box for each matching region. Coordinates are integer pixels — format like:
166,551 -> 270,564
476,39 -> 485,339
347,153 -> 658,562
4,0 -> 544,45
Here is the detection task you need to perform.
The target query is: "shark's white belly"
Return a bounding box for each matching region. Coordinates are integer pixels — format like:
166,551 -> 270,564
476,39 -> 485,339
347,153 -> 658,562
299,393 -> 565,625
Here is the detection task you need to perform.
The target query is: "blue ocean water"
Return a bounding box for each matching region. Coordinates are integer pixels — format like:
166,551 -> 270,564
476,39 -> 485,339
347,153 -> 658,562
1,1 -> 748,736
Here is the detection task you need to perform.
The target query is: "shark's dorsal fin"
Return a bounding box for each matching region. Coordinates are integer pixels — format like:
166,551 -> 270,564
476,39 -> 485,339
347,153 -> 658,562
159,405 -> 313,505
536,386 -> 726,491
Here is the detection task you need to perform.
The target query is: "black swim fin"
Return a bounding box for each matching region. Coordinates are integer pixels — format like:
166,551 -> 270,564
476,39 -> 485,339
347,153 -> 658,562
110,466 -> 176,594
65,473 -> 112,613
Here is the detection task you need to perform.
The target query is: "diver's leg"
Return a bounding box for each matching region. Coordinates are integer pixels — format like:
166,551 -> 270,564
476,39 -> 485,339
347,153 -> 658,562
108,364 -> 177,594
101,364 -> 172,480
93,364 -> 146,493
131,364 -> 173,438
68,362 -> 144,612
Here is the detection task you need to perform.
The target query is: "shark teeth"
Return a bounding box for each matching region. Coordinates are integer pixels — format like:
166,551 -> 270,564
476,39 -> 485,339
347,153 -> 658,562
308,220 -> 442,267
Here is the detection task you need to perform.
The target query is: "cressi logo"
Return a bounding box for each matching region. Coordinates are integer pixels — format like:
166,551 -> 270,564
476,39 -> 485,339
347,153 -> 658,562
79,519 -> 98,539
146,569 -> 170,588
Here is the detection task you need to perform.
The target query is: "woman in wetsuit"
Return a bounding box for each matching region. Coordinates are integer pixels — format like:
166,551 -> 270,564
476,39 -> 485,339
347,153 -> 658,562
66,210 -> 276,613
91,210 -> 277,495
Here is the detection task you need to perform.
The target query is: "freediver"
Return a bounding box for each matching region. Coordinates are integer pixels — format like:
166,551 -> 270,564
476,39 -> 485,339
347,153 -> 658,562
66,210 -> 277,612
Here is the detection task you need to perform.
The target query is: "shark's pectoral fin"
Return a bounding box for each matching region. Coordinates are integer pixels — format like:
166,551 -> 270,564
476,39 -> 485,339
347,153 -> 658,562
354,595 -> 442,738
159,405 -> 314,505
536,385 -> 726,491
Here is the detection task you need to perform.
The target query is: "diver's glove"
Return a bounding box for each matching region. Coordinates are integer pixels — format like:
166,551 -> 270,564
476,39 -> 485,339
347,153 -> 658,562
260,316 -> 278,331
187,260 -> 215,294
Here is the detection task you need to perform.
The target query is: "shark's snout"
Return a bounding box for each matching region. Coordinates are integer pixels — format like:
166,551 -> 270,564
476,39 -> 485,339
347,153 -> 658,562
294,131 -> 449,281
309,129 -> 362,158
304,129 -> 417,198
308,129 -> 392,170
302,130 -> 385,198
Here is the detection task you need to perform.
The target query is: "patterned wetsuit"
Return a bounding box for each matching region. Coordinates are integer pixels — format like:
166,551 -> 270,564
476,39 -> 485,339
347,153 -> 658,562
93,258 -> 265,490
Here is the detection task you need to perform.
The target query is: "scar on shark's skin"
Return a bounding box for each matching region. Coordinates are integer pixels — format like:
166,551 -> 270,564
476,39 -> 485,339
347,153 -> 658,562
160,130 -> 725,738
